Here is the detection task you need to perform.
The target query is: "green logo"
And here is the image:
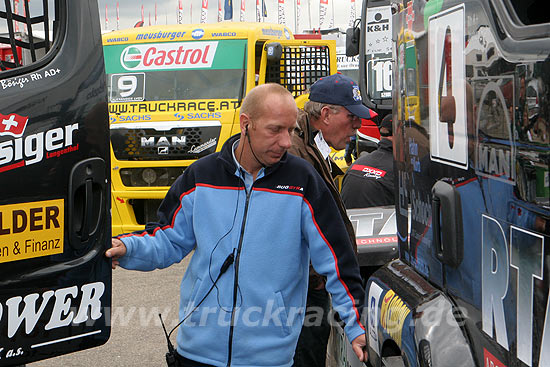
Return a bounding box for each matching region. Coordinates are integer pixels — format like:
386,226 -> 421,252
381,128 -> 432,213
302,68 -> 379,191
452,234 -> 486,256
121,46 -> 142,69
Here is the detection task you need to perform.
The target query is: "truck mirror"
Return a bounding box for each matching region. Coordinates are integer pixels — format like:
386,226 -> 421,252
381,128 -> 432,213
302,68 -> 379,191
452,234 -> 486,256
346,27 -> 360,57
265,42 -> 283,62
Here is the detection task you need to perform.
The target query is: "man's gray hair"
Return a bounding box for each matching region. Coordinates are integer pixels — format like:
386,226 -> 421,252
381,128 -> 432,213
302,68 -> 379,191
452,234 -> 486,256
303,100 -> 341,120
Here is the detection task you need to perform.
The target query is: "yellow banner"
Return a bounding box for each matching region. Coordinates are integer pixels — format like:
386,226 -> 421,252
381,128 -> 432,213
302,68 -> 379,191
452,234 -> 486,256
0,199 -> 64,263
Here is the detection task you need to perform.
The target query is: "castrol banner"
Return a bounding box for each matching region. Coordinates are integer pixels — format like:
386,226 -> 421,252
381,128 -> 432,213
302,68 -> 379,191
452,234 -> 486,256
104,39 -> 247,75
118,41 -> 218,71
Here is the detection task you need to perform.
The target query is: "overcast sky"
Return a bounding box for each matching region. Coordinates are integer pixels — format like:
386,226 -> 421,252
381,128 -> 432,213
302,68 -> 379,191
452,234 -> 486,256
98,0 -> 358,34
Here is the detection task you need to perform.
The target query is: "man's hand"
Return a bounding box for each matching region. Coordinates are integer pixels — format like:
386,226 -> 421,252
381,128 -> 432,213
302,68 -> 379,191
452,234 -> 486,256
105,238 -> 127,269
351,333 -> 368,362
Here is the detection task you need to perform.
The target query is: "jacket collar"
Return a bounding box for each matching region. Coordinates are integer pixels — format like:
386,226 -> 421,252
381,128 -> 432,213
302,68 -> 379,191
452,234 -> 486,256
295,110 -> 314,146
378,138 -> 393,151
218,133 -> 288,177
295,110 -> 344,178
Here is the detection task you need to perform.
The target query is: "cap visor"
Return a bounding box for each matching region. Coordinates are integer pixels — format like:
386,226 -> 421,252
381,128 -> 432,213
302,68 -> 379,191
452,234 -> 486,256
345,104 -> 377,119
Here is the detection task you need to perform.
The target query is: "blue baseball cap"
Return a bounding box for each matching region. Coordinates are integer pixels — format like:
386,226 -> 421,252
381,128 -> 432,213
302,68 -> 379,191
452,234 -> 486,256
309,73 -> 375,119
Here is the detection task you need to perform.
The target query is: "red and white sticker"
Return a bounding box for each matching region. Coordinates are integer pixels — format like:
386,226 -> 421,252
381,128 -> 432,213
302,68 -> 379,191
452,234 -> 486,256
0,122 -> 79,172
351,164 -> 387,179
0,113 -> 28,138
428,5 -> 468,170
483,348 -> 507,367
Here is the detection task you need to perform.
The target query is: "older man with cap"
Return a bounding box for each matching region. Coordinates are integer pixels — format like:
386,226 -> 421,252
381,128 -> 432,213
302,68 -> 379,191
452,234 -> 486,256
289,73 -> 375,367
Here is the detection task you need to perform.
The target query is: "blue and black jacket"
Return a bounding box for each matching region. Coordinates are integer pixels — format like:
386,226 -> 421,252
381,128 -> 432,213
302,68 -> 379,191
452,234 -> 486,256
118,134 -> 365,367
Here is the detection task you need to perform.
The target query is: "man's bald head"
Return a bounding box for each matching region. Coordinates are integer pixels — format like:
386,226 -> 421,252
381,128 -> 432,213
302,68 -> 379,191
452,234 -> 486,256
240,83 -> 295,121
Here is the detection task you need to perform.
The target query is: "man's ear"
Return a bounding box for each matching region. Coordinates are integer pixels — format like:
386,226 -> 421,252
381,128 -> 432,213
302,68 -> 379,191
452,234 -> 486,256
320,106 -> 332,125
239,113 -> 250,134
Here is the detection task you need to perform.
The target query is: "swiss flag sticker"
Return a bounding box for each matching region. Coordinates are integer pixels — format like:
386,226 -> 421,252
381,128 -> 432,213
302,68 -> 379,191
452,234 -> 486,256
483,349 -> 506,367
0,113 -> 29,138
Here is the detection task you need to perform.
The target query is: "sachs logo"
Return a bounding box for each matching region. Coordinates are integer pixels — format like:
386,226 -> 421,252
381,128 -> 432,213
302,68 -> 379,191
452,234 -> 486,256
121,46 -> 143,69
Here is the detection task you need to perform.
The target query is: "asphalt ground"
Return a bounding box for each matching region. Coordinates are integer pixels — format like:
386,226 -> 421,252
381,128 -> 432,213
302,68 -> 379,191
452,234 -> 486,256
28,252 -> 361,367
32,256 -> 191,367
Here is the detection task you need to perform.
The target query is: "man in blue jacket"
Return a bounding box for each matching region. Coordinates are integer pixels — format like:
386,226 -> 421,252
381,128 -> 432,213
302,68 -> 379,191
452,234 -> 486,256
106,83 -> 367,367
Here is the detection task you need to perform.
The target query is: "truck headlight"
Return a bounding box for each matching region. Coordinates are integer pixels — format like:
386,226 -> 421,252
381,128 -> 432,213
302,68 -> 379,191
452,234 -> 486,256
142,168 -> 157,185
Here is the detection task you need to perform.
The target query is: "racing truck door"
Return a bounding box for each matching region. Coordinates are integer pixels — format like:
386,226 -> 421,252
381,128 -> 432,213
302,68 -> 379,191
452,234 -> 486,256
0,0 -> 111,365
363,0 -> 550,366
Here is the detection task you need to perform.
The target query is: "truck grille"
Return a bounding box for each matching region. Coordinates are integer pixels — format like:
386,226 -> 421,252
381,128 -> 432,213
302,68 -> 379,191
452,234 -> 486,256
130,199 -> 163,225
111,124 -> 220,161
266,45 -> 331,97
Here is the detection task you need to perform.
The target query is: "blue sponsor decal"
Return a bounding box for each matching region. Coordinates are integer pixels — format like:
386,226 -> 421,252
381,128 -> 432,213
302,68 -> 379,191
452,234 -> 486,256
175,112 -> 222,120
106,37 -> 129,43
262,28 -> 283,37
112,115 -> 152,122
192,29 -> 205,40
135,31 -> 185,41
284,29 -> 291,40
211,32 -> 237,37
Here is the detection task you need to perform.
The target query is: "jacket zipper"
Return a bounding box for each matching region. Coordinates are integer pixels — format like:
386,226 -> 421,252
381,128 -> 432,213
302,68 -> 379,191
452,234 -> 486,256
226,185 -> 252,367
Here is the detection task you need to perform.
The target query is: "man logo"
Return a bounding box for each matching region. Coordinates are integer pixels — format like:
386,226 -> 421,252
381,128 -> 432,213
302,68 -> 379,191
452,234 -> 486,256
192,29 -> 205,40
121,46 -> 142,69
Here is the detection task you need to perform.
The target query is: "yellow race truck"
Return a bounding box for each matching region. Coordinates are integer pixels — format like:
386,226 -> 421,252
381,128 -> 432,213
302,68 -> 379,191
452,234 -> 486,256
102,22 -> 337,235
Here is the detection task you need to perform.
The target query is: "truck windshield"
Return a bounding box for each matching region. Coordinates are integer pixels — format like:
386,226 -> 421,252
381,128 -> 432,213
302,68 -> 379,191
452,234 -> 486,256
104,39 -> 246,102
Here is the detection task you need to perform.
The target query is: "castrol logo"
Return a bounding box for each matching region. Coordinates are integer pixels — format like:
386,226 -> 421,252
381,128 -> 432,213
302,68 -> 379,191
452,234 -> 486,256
121,46 -> 142,68
120,41 -> 218,71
